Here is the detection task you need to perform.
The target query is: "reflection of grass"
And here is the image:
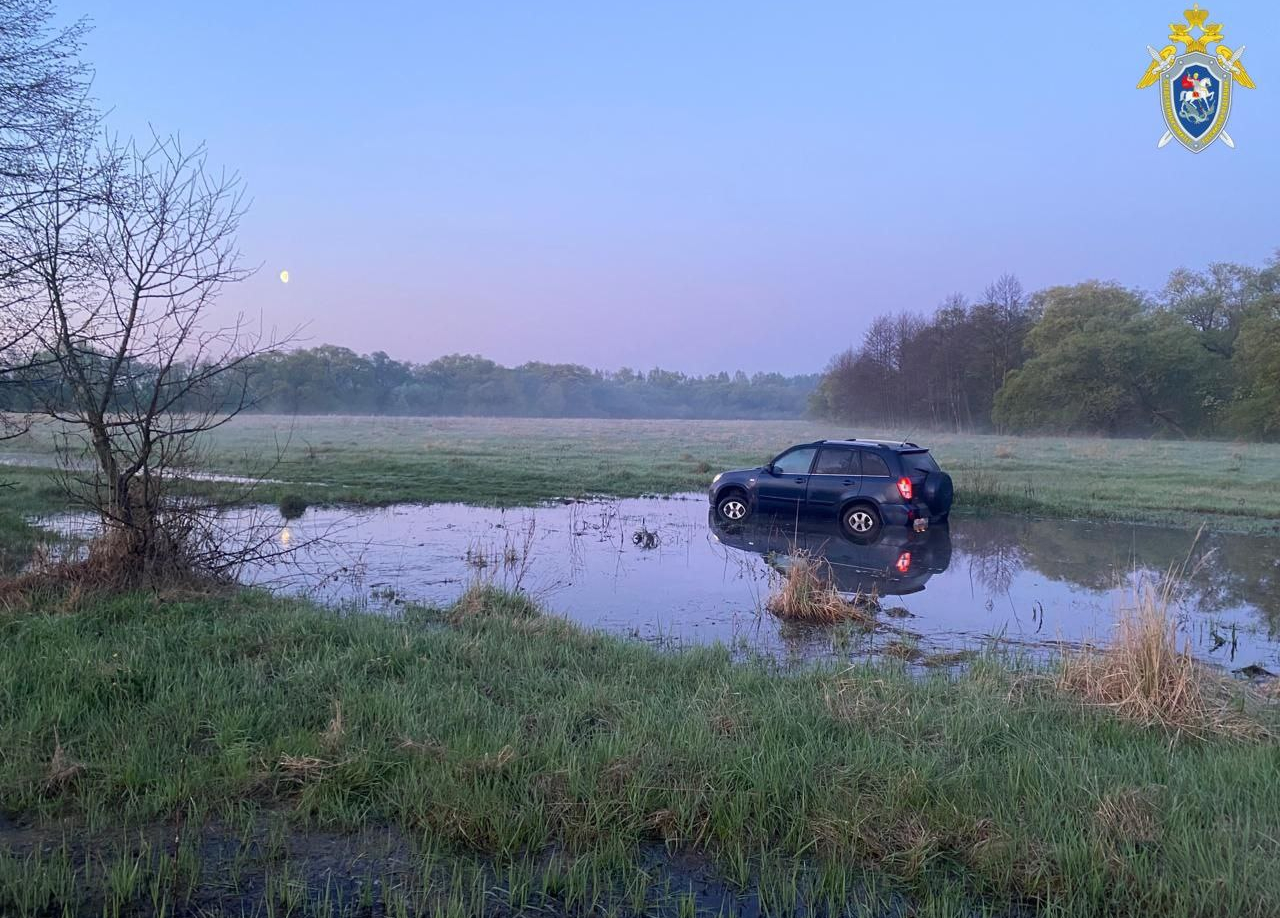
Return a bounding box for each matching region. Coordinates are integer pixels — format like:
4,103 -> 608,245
6,416 -> 1280,530
878,641 -> 978,669
880,638 -> 923,661
1,587 -> 1277,915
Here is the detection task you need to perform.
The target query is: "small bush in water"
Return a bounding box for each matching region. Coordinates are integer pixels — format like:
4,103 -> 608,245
278,494 -> 309,520
767,553 -> 876,625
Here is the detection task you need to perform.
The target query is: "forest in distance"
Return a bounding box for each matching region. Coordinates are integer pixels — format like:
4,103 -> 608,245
813,255 -> 1280,440
216,351 -> 820,421
4,254 -> 1279,437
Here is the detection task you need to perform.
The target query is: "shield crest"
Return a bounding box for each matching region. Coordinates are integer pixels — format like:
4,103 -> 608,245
1163,51 -> 1232,152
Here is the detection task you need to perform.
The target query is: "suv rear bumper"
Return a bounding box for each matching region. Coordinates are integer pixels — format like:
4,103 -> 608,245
880,501 -> 944,529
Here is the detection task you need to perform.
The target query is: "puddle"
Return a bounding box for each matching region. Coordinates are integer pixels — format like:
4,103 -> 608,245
33,496 -> 1280,671
0,453 -> 299,486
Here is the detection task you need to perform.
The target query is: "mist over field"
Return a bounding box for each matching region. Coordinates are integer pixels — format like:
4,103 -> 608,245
6,254 -> 1279,438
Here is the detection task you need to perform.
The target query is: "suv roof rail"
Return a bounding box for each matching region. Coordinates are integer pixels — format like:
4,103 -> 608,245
832,436 -> 926,450
843,435 -> 924,449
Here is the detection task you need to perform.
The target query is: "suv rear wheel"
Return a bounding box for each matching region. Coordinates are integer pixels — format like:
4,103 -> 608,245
841,503 -> 882,542
716,492 -> 750,522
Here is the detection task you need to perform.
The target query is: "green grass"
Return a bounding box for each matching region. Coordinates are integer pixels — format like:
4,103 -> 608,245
1,588 -> 1278,917
7,415 -> 1280,532
3,416 -> 1279,913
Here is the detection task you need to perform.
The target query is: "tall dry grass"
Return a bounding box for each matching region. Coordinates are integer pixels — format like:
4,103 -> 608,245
766,552 -> 876,625
1059,575 -> 1272,741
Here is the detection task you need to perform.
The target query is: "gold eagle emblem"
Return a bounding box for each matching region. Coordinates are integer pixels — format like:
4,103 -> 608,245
1137,5 -> 1255,89
1138,5 -> 1256,152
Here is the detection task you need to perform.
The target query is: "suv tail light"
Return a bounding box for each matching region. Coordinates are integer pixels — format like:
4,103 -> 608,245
895,551 -> 912,573
896,477 -> 913,501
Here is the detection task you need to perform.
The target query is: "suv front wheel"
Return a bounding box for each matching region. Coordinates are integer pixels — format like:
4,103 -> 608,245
716,492 -> 750,523
841,503 -> 882,542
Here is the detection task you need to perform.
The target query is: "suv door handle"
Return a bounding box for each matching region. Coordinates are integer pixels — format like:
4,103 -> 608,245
841,478 -> 855,485
793,477 -> 805,483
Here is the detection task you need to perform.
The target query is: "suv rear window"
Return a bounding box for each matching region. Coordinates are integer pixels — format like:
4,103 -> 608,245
900,451 -> 940,475
859,451 -> 891,477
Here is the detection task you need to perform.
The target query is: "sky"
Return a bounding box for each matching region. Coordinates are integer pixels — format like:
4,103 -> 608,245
65,0 -> 1280,375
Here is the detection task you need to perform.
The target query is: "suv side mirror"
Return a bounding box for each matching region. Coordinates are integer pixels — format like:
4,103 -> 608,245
765,463 -> 779,476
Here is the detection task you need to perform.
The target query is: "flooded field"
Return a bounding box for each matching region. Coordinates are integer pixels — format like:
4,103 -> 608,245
40,495 -> 1278,671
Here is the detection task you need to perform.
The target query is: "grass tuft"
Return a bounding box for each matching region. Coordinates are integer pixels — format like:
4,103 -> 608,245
322,700 -> 345,751
1094,787 -> 1161,845
41,732 -> 84,797
1059,577 -> 1272,741
397,735 -> 448,760
766,552 -> 876,624
450,581 -> 541,622
277,754 -> 337,784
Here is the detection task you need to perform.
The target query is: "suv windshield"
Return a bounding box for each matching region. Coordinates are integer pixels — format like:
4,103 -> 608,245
900,451 -> 940,475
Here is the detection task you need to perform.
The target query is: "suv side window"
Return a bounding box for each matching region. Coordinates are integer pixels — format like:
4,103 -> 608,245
773,447 -> 817,476
812,447 -> 855,475
860,450 -> 891,477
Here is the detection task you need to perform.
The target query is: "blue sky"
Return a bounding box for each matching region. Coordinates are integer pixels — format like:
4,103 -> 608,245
68,1 -> 1280,374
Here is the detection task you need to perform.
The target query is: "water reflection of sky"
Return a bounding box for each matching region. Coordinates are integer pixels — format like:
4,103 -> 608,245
37,496 -> 1280,671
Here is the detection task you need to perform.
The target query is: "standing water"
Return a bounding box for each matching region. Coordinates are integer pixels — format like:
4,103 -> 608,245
35,495 -> 1280,671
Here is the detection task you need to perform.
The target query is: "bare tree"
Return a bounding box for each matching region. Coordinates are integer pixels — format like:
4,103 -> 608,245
1,0 -> 92,443
976,273 -> 1028,415
7,127 -> 293,583
0,0 -> 88,166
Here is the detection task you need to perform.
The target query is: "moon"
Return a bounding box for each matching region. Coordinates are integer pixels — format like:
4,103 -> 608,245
279,270 -> 290,284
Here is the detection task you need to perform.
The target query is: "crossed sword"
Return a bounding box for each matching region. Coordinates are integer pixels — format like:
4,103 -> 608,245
1148,44 -> 1245,148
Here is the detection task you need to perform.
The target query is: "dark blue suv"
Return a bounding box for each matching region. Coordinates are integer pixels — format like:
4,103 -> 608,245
708,439 -> 953,541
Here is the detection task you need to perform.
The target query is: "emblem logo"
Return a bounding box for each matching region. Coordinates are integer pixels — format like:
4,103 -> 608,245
1138,5 -> 1255,152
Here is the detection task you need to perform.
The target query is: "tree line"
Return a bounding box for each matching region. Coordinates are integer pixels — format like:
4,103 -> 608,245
195,349 -> 819,419
9,256 -> 1280,430
810,257 -> 1280,439
0,342 -> 819,419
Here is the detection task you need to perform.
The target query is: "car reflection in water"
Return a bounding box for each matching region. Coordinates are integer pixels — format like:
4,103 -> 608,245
708,510 -> 952,597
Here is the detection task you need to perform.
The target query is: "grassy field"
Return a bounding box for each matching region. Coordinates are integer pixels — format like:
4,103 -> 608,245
5,414 -> 1280,532
1,586 -> 1278,918
3,418 -> 1280,915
